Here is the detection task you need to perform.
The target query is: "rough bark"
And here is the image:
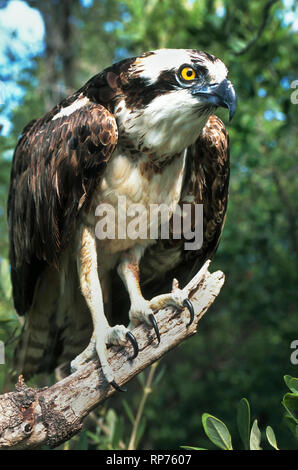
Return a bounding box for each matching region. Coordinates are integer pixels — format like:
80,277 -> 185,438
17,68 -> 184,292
0,260 -> 224,450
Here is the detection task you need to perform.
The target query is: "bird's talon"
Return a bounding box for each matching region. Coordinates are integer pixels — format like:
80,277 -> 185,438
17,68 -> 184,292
126,331 -> 139,359
149,313 -> 160,343
110,380 -> 127,392
183,298 -> 194,326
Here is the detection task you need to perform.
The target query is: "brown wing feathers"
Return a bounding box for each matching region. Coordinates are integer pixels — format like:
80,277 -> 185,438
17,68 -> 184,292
190,114 -> 230,264
8,102 -> 118,315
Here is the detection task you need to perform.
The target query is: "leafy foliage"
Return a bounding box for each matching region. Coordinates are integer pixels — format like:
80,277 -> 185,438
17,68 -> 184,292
182,376 -> 298,450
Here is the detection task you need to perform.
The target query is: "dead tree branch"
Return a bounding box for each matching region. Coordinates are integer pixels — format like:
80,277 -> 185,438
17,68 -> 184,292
0,260 -> 224,449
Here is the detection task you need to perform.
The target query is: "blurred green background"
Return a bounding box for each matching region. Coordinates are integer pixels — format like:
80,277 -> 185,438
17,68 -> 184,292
0,0 -> 297,450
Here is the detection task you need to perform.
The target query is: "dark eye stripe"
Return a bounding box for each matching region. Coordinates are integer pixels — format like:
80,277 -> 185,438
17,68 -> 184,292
123,71 -> 178,109
193,64 -> 209,76
197,65 -> 208,73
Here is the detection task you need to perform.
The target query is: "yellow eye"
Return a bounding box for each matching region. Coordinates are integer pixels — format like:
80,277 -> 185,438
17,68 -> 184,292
180,66 -> 196,81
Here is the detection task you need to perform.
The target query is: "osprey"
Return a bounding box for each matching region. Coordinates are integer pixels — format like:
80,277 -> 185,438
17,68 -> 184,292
8,49 -> 237,390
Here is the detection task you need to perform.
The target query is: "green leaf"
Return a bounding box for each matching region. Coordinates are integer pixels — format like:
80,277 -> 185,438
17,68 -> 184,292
202,413 -> 233,450
237,398 -> 250,450
76,430 -> 89,450
112,415 -> 124,449
227,37 -> 247,53
266,426 -> 278,450
284,375 -> 298,394
86,430 -> 101,444
180,446 -> 207,450
122,398 -> 135,426
106,408 -> 117,442
250,419 -> 262,450
135,416 -> 147,449
152,364 -> 166,387
283,415 -> 298,440
137,372 -> 145,388
282,393 -> 298,424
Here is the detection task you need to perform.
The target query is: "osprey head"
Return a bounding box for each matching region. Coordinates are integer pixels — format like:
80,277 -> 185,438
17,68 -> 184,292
115,49 -> 237,157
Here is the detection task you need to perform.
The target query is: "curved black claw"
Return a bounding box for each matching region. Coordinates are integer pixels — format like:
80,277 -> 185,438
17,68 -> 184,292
183,298 -> 194,327
126,331 -> 139,360
110,380 -> 127,393
149,313 -> 161,344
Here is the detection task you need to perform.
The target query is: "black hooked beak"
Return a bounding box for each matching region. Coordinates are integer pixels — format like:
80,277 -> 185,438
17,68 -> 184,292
192,78 -> 237,121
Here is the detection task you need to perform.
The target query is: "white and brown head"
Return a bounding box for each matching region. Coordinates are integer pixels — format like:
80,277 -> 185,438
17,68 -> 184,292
112,49 -> 237,157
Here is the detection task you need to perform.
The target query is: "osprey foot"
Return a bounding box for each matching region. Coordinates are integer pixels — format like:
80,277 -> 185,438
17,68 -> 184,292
105,325 -> 139,361
129,290 -> 194,344
70,324 -> 138,392
129,298 -> 161,344
148,289 -> 195,327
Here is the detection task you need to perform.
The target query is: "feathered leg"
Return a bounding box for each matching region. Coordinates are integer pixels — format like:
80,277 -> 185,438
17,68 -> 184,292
117,246 -> 194,343
70,226 -> 137,391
